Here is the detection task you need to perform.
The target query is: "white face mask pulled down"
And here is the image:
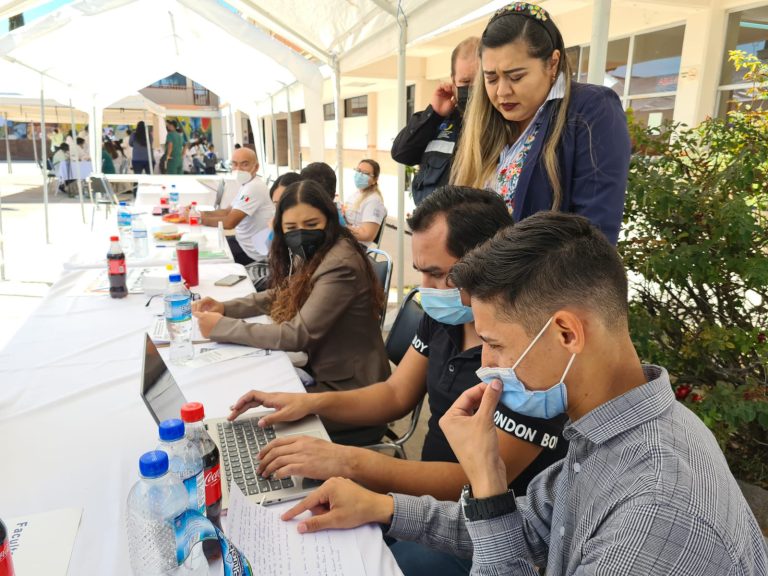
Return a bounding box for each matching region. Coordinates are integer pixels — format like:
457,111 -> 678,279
233,170 -> 254,185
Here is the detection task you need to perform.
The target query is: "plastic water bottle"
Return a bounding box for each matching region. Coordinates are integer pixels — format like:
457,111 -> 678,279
157,419 -> 206,516
125,450 -> 206,575
170,185 -> 180,214
181,402 -> 222,560
107,236 -> 128,299
188,202 -> 201,229
132,216 -> 149,259
164,274 -> 193,364
118,202 -> 132,252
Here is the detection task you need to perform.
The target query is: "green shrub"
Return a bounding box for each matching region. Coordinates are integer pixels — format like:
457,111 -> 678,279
620,51 -> 768,487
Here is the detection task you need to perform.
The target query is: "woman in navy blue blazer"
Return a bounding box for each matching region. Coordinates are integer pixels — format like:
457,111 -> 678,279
451,2 -> 630,245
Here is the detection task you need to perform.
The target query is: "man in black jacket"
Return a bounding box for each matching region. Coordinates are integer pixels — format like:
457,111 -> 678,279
391,37 -> 479,206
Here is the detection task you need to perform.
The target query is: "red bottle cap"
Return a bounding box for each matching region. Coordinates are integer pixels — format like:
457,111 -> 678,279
110,235 -> 119,241
181,402 -> 205,423
160,197 -> 168,205
191,201 -> 197,206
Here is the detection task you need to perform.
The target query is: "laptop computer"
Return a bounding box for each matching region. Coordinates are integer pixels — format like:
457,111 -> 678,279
139,334 -> 329,508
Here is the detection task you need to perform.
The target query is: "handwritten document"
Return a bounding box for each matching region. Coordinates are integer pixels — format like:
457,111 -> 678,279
226,483 -> 367,575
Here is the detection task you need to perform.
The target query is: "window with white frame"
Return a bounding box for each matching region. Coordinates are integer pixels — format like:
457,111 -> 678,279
717,6 -> 768,118
568,25 -> 685,127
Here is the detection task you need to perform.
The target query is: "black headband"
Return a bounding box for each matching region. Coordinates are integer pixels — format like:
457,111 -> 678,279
484,3 -> 560,50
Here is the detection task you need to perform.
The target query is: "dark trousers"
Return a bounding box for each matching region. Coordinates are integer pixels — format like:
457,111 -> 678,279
226,235 -> 255,266
132,160 -> 153,174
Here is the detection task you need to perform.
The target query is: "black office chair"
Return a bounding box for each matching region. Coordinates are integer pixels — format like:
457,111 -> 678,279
88,175 -> 122,230
365,288 -> 425,459
367,248 -> 393,329
371,218 -> 386,248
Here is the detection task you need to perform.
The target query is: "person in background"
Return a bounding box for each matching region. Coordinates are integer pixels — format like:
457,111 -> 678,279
122,128 -> 133,164
391,37 -> 480,206
270,172 -> 302,208
194,180 -> 391,446
51,142 -> 69,173
196,147 -> 273,266
130,122 -> 153,174
74,137 -> 90,161
234,143 -> 242,149
450,2 -> 630,245
345,159 -> 387,246
50,127 -> 63,153
111,140 -> 128,174
283,211 -> 768,576
203,144 -> 218,175
226,187 -> 568,576
101,140 -> 116,174
299,162 -> 336,201
164,119 -> 184,175
187,139 -> 206,174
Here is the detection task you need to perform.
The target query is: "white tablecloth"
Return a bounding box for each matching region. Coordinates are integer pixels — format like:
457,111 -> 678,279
57,160 -> 93,181
0,262 -> 401,576
134,181 -> 220,207
64,213 -> 233,270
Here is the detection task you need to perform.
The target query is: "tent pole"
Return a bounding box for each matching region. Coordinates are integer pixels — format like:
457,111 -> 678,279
70,99 -> 85,223
333,54 -> 343,202
0,161 -> 5,280
395,2 -> 408,305
285,86 -> 294,170
40,80 -> 50,244
3,112 -> 11,175
270,97 -> 279,178
587,0 -> 611,85
92,105 -> 102,174
143,110 -> 154,175
31,121 -> 38,166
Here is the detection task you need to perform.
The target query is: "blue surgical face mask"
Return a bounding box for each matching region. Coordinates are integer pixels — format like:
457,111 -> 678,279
420,287 -> 474,325
354,171 -> 371,190
476,317 -> 576,419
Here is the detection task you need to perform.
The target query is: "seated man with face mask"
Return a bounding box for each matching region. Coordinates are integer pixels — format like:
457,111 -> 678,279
198,147 -> 274,266
222,186 -> 569,576
192,180 -> 390,447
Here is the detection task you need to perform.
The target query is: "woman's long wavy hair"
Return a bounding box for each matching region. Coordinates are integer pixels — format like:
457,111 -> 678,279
450,11 -> 572,211
268,179 -> 385,323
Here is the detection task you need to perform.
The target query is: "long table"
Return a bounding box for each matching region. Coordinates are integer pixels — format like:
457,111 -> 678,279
0,262 -> 402,575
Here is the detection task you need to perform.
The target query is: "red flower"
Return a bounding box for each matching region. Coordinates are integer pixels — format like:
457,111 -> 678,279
675,385 -> 692,401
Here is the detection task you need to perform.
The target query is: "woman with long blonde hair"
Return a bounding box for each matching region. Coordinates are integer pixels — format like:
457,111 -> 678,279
451,2 -> 630,245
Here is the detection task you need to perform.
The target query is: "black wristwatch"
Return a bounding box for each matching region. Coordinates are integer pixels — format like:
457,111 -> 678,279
461,484 -> 517,522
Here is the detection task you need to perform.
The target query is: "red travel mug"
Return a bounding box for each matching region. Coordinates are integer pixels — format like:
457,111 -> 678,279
177,241 -> 199,287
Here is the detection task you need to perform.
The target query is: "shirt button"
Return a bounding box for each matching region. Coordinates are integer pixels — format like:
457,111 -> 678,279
448,364 -> 455,373
573,462 -> 581,473
559,526 -> 565,537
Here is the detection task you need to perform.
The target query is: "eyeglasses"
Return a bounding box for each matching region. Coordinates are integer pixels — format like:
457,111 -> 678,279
354,168 -> 373,177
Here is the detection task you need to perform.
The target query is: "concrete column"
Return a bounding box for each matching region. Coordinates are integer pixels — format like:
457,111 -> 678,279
587,0 -> 611,86
673,6 -> 728,127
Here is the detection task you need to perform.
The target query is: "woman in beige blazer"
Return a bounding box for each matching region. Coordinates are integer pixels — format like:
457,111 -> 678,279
193,180 -> 390,446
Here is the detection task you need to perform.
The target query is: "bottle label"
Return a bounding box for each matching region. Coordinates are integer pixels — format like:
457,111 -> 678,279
173,510 -> 252,576
189,216 -> 200,226
205,463 -> 222,506
183,473 -> 206,515
108,259 -> 125,275
165,297 -> 191,322
133,229 -> 147,239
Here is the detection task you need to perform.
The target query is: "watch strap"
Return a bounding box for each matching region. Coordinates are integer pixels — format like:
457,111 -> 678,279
462,485 -> 517,521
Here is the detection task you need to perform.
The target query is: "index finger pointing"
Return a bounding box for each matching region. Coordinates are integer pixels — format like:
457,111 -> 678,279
281,487 -> 327,521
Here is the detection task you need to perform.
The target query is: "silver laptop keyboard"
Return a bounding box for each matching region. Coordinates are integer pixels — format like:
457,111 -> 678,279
217,418 -> 295,496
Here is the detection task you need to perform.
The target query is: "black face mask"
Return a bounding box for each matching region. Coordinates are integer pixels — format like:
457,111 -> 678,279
456,85 -> 472,114
284,229 -> 326,262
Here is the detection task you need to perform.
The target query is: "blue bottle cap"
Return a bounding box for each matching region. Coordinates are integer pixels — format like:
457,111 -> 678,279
139,450 -> 169,478
158,418 -> 185,441
119,201 -> 127,206
168,274 -> 182,283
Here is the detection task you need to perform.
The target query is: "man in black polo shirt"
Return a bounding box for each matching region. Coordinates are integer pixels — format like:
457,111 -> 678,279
227,186 -> 567,575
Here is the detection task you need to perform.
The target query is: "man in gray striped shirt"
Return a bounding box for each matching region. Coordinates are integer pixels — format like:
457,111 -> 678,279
283,212 -> 767,575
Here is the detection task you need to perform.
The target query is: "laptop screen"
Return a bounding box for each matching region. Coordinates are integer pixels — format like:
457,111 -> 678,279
140,334 -> 188,425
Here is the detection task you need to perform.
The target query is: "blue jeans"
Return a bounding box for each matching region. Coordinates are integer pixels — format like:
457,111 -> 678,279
389,540 -> 472,576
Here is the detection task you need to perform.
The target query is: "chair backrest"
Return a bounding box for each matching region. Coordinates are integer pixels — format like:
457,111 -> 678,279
371,219 -> 385,247
367,248 -> 393,328
214,178 -> 226,209
89,175 -> 119,204
368,248 -> 392,328
385,288 -> 423,366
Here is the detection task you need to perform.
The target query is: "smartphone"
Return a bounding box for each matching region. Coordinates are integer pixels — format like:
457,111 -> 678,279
214,274 -> 247,287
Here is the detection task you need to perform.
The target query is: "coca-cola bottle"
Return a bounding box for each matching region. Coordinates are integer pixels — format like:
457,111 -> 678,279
181,402 -> 222,560
107,236 -> 127,299
0,517 -> 15,576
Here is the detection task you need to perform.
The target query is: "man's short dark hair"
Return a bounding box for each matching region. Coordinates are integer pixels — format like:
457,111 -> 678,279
407,185 -> 512,258
269,172 -> 302,199
300,162 -> 337,200
450,212 -> 629,334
